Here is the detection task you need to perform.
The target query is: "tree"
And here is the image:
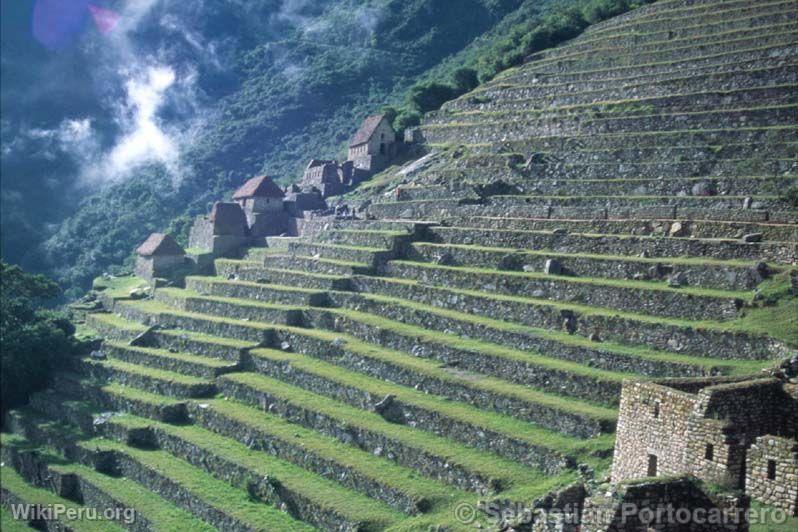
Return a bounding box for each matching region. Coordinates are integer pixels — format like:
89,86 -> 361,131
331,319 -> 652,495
407,82 -> 458,113
452,67 -> 479,93
1,262 -> 76,418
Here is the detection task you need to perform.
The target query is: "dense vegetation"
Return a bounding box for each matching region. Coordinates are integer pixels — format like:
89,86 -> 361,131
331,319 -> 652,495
2,0 -> 652,298
0,262 -> 77,419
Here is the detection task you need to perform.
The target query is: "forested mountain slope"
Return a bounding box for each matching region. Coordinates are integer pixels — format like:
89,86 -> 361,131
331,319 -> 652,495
2,0 -> 587,297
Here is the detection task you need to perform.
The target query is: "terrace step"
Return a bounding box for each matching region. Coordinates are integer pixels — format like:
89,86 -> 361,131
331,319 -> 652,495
245,346 -> 601,469
316,229 -> 410,249
77,357 -> 217,399
518,24 -> 798,77
382,260 -> 746,321
142,289 -> 630,405
288,241 -> 393,267
147,283 -> 618,440
186,276 -> 763,378
394,176 -> 798,202
0,460 -> 124,532
217,371 -> 561,492
102,341 -> 240,379
459,62 -> 798,112
344,275 -> 788,361
419,104 -> 798,145
433,83 -> 798,125
444,216 -> 798,243
186,275 -> 330,306
367,198 -> 798,226
502,39 -> 798,87
425,226 -> 798,264
76,437 -> 316,532
1,432 -> 215,532
574,0 -> 791,43
48,373 -> 191,424
407,241 -> 776,291
214,259 -> 353,290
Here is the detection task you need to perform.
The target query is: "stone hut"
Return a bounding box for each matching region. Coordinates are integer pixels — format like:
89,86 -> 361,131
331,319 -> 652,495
611,371 -> 798,515
347,114 -> 396,172
134,233 -> 185,282
301,159 -> 344,197
232,175 -> 288,237
188,201 -> 249,256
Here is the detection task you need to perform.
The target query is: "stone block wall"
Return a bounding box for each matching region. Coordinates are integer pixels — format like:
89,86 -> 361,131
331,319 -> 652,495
581,477 -> 750,532
612,380 -> 698,483
746,436 -> 798,516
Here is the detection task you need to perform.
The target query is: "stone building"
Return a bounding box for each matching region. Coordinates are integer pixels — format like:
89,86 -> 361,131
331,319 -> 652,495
188,201 -> 249,256
134,233 -> 185,282
611,370 -> 798,515
232,175 -> 288,237
746,436 -> 798,515
301,159 -> 345,197
347,114 -> 396,172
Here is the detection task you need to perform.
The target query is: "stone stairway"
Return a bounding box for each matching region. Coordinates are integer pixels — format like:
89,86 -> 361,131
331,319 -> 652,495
4,0 -> 797,530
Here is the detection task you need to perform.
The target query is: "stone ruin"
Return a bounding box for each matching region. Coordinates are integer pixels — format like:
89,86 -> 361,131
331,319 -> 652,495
611,359 -> 798,516
134,232 -> 187,282
6,1 -> 797,531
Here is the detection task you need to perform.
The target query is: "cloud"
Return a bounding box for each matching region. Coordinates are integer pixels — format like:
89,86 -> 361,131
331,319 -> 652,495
88,65 -> 180,184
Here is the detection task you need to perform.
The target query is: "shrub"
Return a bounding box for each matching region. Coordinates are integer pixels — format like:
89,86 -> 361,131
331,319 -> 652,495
407,82 -> 459,113
1,262 -> 77,418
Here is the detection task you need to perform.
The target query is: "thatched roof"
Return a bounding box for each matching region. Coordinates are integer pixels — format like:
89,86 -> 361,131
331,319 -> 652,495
349,114 -> 387,147
232,175 -> 285,200
136,233 -> 184,257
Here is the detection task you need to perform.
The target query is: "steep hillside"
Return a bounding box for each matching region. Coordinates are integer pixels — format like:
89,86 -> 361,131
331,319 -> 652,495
3,0 -> 796,531
3,0 -> 582,296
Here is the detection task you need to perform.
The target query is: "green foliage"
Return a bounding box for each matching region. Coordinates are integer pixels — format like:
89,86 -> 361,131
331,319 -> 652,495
0,262 -> 76,416
407,82 -> 459,113
452,67 -> 480,93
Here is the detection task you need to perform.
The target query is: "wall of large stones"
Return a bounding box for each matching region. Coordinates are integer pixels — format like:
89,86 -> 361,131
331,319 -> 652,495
746,435 -> 798,516
611,381 -> 697,483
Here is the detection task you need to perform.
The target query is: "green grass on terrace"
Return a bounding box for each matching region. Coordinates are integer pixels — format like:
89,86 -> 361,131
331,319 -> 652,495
118,401 -> 461,508
354,274 -> 790,347
0,505 -> 34,532
523,14 -> 798,71
186,275 -> 325,296
215,259 -> 348,280
146,289 -> 636,385
250,346 -> 616,450
494,39 -> 798,86
389,259 -> 752,301
423,103 -> 798,129
86,357 -> 213,387
105,340 -> 235,369
516,22 -> 798,80
100,381 -> 185,407
481,39 -> 798,90
73,437 -> 316,531
91,275 -> 150,300
260,322 -> 617,420
294,241 -> 390,253
222,370 -> 553,487
411,241 -> 774,269
448,83 -> 798,120
571,0 -> 796,42
0,465 -> 124,532
431,224 -> 766,245
109,284 -> 771,375
344,289 -> 770,376
98,414 -> 405,527
3,432 -> 217,532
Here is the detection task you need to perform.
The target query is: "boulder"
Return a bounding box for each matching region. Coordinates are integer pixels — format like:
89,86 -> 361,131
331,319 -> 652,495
668,222 -> 688,237
742,233 -> 763,243
544,259 -> 563,275
668,272 -> 687,288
